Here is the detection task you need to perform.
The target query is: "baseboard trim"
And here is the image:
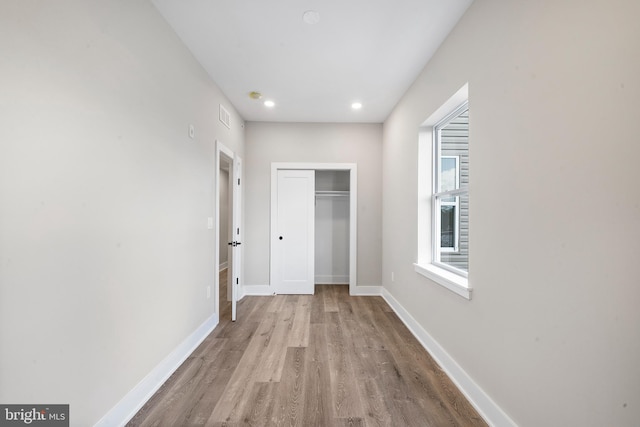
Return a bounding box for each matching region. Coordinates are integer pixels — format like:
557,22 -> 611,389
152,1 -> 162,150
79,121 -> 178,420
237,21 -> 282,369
381,288 -> 516,427
241,284 -> 273,299
350,285 -> 382,296
315,274 -> 349,284
242,284 -> 382,297
95,314 -> 219,427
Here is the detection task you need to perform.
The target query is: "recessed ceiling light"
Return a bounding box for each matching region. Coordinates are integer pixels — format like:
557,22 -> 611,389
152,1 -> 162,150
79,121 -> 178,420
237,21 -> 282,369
264,100 -> 275,108
351,102 -> 363,110
303,10 -> 320,25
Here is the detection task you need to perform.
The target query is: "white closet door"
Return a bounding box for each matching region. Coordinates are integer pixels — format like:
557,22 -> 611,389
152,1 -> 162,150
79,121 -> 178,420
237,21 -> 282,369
272,169 -> 315,294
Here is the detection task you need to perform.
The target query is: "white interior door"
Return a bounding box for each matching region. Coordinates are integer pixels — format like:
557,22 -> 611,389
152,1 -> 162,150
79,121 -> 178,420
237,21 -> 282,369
216,140 -> 242,322
230,156 -> 242,321
272,169 -> 315,294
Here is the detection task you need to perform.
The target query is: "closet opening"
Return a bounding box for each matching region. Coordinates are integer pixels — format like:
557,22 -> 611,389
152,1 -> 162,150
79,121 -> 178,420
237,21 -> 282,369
315,170 -> 350,289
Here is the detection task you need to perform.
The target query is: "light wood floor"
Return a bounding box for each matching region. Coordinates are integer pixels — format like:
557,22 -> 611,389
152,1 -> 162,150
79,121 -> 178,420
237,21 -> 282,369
128,283 -> 487,426
219,268 -> 231,322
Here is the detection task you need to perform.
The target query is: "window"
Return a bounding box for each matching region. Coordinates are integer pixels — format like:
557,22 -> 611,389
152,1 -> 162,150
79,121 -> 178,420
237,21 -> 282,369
433,103 -> 468,273
415,83 -> 470,299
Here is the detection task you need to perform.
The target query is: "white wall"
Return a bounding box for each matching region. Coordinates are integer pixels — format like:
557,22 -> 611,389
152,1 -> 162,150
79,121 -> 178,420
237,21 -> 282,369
382,0 -> 640,426
0,1 -> 244,425
244,122 -> 382,289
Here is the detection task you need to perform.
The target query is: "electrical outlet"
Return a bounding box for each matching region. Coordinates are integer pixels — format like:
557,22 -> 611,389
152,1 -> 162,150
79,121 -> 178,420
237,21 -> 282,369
207,217 -> 214,229
391,272 -> 395,282
206,286 -> 211,299
188,124 -> 195,139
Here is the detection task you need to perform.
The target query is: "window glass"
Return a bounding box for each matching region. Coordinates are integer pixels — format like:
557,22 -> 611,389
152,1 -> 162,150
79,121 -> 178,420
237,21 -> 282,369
440,157 -> 457,192
440,205 -> 456,248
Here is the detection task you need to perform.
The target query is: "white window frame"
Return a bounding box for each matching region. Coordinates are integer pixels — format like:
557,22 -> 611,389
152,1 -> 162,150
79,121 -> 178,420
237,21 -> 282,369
415,83 -> 470,300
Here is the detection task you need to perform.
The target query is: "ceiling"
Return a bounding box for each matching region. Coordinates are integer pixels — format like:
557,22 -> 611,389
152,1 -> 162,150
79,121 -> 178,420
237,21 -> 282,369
151,0 -> 473,123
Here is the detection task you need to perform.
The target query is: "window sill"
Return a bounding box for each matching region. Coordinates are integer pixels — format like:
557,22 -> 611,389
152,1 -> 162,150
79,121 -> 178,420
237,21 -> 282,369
414,263 -> 471,300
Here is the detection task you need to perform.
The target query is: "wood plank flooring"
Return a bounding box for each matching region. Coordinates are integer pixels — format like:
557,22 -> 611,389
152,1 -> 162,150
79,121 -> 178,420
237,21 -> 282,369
127,284 -> 487,427
219,268 -> 231,322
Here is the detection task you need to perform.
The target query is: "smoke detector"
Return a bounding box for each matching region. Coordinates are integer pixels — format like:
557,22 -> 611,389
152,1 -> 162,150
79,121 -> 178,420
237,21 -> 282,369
303,10 -> 320,25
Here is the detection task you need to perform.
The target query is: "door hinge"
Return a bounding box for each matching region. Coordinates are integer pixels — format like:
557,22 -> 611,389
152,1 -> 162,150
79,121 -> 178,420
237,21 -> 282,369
236,278 -> 239,284
237,178 -> 240,185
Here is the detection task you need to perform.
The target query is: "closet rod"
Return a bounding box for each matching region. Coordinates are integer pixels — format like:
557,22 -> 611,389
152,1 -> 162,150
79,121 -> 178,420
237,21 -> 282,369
315,190 -> 350,197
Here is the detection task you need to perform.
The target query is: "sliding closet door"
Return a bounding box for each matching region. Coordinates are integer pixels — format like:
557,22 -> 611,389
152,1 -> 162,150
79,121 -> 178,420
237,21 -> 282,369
271,169 -> 315,294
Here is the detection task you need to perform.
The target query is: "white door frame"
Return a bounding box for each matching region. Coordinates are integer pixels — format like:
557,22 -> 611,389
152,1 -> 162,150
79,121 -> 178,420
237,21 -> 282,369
270,162 -> 358,295
215,140 -> 242,321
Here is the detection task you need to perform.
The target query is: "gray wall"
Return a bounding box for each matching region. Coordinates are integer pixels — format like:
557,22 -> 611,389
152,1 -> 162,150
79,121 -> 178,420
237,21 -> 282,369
0,1 -> 244,425
382,0 -> 640,425
244,122 -> 382,289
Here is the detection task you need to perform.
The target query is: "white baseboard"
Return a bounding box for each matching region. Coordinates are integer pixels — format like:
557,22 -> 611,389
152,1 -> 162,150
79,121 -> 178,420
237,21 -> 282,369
315,274 -> 349,284
219,262 -> 228,271
380,288 -> 515,427
95,314 -> 219,427
242,284 -> 381,297
241,284 -> 273,299
350,285 -> 382,296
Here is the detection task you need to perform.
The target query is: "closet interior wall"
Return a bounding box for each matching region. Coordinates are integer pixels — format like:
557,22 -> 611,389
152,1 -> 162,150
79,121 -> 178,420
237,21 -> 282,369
315,170 -> 350,285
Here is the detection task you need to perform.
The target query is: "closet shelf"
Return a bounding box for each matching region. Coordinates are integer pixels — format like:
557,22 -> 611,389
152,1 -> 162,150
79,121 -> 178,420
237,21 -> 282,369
315,190 -> 350,197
